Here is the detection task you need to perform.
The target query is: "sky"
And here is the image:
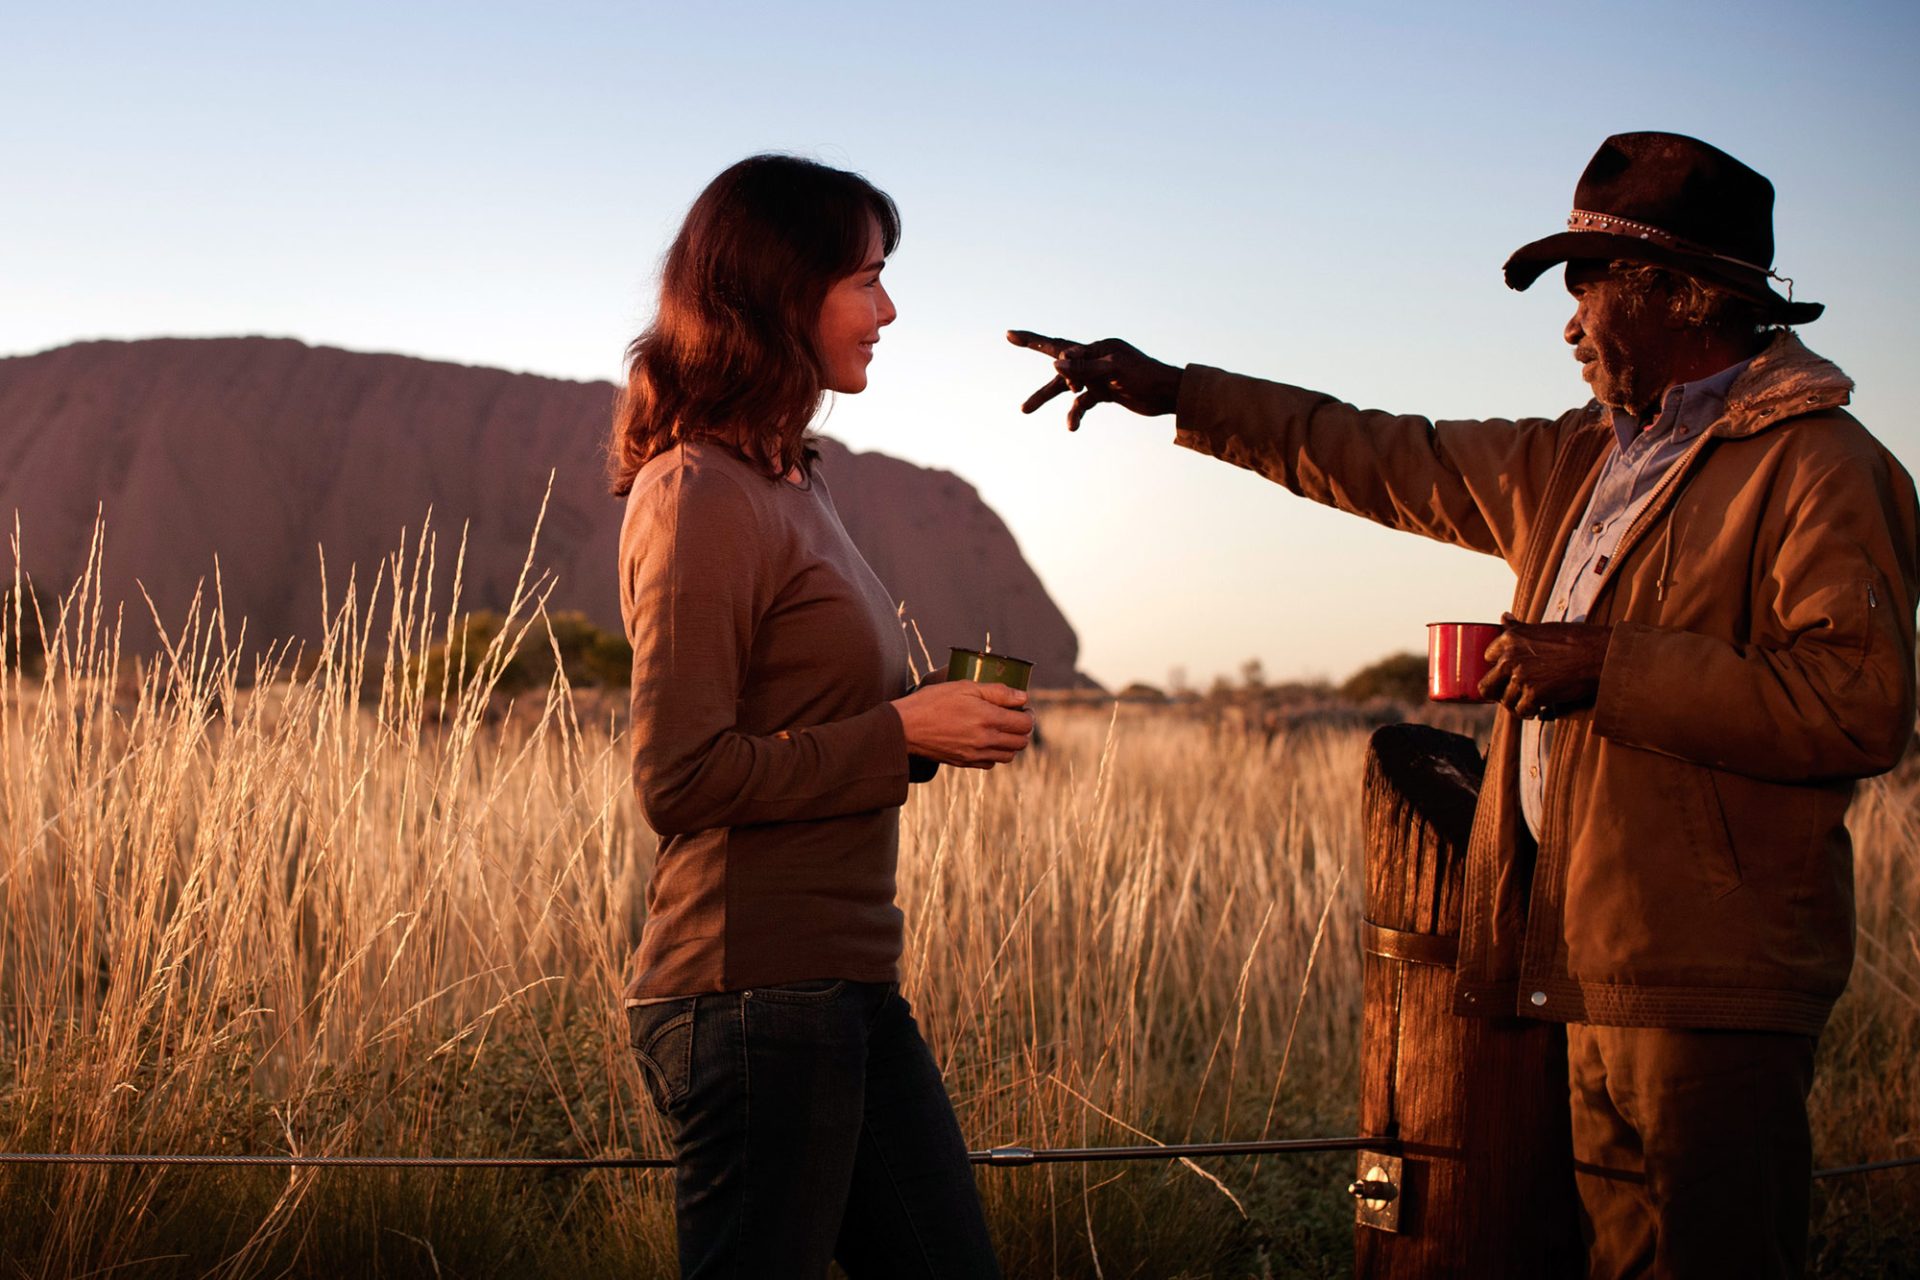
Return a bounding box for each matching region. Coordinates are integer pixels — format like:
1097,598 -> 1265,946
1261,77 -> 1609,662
5,0 -> 1918,691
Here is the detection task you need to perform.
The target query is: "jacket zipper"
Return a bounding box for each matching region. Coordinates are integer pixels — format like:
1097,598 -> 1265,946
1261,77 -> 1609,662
1520,714 -> 1579,1004
1458,415 -> 1607,991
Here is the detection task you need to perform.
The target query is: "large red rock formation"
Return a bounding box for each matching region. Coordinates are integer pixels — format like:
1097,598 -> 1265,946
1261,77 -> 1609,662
0,338 -> 1089,687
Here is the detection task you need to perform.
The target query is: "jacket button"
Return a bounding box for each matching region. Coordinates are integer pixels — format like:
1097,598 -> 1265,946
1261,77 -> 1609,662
1529,991 -> 1547,1007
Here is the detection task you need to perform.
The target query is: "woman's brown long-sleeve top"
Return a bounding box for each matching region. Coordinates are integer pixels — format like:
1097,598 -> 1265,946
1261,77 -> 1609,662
619,441 -> 915,1001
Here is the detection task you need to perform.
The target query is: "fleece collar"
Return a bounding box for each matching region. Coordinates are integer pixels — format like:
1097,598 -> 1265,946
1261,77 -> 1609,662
1717,332 -> 1853,438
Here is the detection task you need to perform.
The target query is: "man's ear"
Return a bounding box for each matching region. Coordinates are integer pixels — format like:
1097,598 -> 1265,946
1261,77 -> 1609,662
1662,284 -> 1695,331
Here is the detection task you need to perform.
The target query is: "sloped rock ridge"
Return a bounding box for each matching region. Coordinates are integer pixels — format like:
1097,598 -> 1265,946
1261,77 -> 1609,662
0,337 -> 1088,687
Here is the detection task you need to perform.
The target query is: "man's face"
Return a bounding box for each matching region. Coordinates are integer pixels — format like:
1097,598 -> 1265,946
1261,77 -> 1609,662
1563,261 -> 1675,417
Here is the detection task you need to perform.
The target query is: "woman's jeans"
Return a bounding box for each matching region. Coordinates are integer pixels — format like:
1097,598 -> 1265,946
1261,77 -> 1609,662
627,980 -> 1001,1279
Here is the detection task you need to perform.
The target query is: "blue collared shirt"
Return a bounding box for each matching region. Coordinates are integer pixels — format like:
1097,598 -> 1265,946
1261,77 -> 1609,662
1519,357 -> 1754,841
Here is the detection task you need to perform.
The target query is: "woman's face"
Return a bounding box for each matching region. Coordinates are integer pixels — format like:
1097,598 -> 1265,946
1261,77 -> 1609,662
814,218 -> 895,394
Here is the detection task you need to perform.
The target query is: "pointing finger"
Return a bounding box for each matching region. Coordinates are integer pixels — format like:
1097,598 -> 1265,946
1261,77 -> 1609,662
1022,375 -> 1070,414
1007,330 -> 1079,357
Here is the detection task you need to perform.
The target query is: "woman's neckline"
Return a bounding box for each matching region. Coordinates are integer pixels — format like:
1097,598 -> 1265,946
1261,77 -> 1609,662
680,438 -> 814,491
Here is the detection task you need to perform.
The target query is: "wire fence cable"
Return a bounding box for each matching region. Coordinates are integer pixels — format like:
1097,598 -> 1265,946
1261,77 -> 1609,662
0,1138 -> 1913,1178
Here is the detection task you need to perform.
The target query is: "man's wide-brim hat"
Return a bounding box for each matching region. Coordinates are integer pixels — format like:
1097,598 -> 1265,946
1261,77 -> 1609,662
1504,131 -> 1822,324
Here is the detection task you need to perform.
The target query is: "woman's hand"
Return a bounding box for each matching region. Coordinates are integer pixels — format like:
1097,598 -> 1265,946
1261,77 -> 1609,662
891,680 -> 1035,768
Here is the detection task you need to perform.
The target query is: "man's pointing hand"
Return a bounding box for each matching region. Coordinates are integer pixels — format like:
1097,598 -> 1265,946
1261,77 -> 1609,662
1007,330 -> 1184,430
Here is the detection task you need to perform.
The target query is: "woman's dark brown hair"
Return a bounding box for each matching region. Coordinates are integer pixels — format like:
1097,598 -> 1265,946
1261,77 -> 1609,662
609,154 -> 901,494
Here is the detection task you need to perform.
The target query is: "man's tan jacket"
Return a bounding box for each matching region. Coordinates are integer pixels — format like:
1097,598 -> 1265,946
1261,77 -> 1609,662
1175,333 -> 1919,1034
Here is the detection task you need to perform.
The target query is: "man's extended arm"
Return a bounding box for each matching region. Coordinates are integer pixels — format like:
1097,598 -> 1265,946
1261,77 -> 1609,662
1009,330 -> 1579,569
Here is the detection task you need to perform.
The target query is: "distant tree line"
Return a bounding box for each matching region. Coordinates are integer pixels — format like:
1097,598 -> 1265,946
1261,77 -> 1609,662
1119,650 -> 1428,708
417,611 -> 631,697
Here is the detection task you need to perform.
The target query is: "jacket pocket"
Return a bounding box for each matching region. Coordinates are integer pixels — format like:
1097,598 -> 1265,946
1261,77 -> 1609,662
1849,573 -> 1906,690
1807,576 -> 1883,688
1659,764 -> 1742,899
627,1000 -> 695,1113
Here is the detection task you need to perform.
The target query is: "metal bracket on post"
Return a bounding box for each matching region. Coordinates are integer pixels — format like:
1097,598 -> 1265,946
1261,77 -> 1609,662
1349,1151 -> 1403,1232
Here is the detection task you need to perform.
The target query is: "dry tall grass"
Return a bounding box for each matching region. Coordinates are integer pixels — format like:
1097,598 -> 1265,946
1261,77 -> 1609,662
1,528 -> 1914,1278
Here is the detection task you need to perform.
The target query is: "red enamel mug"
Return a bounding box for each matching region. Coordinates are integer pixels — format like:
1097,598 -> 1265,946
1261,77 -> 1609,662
1427,622 -> 1505,702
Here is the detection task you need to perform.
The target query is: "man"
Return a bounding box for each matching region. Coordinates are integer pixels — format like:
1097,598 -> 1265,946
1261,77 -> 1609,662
1011,132 -> 1918,1278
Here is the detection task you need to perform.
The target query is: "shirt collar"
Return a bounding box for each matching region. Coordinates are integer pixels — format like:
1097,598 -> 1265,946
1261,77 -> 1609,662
1608,356 -> 1755,451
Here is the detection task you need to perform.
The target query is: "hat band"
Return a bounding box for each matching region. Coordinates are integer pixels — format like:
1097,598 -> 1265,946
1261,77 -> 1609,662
1567,208 -> 1797,300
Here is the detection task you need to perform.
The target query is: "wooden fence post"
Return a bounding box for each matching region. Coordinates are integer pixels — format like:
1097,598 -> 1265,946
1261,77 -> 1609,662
1353,723 -> 1583,1278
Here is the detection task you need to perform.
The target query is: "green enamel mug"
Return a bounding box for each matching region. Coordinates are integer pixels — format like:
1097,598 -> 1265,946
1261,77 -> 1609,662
947,647 -> 1034,691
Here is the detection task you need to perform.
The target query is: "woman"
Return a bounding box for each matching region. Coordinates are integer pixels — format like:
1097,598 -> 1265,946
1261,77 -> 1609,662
610,154 -> 1028,1278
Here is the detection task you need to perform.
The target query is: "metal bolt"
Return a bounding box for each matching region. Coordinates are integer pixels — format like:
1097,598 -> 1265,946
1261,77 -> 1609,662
1349,1177 -> 1399,1203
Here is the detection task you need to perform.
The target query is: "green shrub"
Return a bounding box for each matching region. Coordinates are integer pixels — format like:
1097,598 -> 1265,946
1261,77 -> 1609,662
1340,651 -> 1426,704
419,611 -> 632,699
